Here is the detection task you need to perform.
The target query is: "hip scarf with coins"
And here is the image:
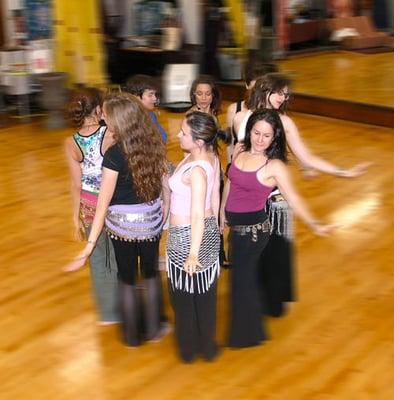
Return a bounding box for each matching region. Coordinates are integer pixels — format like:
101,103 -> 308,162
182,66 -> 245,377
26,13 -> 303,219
167,216 -> 220,294
105,198 -> 163,242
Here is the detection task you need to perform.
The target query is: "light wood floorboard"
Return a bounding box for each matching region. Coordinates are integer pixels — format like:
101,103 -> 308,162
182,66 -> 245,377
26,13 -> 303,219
0,105 -> 393,400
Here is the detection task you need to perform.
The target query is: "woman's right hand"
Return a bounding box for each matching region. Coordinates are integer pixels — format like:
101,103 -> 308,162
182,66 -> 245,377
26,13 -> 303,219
233,142 -> 244,160
63,242 -> 95,272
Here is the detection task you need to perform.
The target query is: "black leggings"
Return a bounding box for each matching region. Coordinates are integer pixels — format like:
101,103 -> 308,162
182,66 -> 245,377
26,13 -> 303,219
111,239 -> 159,285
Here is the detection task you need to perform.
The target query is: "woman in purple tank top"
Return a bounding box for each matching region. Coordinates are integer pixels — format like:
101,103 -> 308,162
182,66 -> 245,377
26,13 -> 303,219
220,109 -> 335,348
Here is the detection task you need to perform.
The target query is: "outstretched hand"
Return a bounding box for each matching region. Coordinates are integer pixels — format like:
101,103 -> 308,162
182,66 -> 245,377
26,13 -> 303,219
342,161 -> 372,178
302,168 -> 319,179
312,223 -> 339,237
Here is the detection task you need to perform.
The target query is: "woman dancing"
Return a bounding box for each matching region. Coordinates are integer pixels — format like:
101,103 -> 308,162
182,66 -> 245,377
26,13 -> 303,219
221,109 -> 335,348
231,73 -> 369,316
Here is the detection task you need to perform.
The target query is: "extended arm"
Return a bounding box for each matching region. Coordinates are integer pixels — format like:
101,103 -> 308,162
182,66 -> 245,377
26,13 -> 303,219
64,167 -> 118,271
270,160 -> 335,236
283,115 -> 370,177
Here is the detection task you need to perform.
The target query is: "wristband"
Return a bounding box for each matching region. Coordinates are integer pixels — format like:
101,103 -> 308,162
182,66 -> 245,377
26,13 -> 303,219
335,168 -> 347,177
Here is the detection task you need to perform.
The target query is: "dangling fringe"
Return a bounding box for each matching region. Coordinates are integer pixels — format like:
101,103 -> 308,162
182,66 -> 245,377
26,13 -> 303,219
268,200 -> 293,240
166,257 -> 220,294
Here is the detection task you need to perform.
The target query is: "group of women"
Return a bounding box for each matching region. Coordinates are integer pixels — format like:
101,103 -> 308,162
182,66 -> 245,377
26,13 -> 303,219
65,69 -> 368,361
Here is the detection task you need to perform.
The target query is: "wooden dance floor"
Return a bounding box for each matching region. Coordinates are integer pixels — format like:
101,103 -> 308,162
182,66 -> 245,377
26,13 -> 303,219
1,51 -> 394,398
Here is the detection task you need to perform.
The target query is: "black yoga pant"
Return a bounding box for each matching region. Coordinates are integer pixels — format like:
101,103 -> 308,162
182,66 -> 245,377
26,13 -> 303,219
111,239 -> 159,285
228,229 -> 270,348
169,280 -> 218,362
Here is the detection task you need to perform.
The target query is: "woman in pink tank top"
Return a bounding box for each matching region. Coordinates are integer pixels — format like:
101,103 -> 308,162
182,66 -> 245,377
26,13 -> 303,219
220,109 -> 335,348
167,111 -> 221,362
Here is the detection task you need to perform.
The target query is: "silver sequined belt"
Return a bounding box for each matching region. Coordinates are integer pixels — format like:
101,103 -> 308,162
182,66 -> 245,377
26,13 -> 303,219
230,219 -> 270,242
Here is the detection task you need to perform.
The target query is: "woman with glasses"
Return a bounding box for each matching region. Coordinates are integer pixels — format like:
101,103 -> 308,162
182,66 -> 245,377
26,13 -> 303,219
231,73 -> 369,318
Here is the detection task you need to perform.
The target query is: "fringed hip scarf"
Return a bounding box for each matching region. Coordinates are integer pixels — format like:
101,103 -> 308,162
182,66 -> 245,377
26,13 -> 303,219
105,198 -> 163,242
166,216 -> 220,294
80,190 -> 98,228
267,189 -> 293,240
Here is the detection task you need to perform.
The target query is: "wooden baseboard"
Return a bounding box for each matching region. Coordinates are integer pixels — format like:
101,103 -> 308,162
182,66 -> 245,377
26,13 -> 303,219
218,82 -> 393,128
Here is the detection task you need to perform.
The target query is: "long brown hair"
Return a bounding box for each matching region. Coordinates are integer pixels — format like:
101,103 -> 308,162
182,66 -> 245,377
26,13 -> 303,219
189,75 -> 221,116
245,73 -> 291,113
103,92 -> 167,202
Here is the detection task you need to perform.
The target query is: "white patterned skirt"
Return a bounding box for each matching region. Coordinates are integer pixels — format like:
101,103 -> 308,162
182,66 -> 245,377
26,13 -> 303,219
166,216 -> 220,294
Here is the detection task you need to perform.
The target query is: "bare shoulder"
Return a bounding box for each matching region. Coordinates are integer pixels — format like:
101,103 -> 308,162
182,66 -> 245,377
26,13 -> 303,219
280,114 -> 296,131
268,158 -> 287,174
64,135 -> 77,152
65,135 -> 74,146
189,164 -> 208,186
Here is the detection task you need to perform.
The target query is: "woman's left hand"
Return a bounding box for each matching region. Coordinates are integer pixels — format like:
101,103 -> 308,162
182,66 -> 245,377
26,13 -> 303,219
183,254 -> 202,276
340,162 -> 372,178
312,223 -> 339,237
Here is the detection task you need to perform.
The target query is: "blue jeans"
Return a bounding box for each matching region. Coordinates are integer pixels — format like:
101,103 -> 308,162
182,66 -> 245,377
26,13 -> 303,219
85,226 -> 120,322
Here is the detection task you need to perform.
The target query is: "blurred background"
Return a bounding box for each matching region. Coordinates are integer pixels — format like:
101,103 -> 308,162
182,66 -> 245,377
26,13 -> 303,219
0,0 -> 393,126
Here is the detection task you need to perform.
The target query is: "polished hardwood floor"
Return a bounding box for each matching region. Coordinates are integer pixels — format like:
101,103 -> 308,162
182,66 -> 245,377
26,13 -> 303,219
278,51 -> 394,107
1,103 -> 393,400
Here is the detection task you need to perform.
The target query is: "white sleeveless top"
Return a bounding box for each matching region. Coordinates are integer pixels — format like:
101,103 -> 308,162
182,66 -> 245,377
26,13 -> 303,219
236,110 -> 253,142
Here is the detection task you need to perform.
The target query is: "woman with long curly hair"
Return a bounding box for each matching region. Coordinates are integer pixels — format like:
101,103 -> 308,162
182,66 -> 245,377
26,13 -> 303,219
65,92 -> 170,347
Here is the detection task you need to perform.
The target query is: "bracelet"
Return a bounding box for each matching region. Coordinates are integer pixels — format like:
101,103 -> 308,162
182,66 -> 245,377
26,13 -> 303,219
335,168 -> 347,177
87,239 -> 96,245
310,220 -> 321,228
